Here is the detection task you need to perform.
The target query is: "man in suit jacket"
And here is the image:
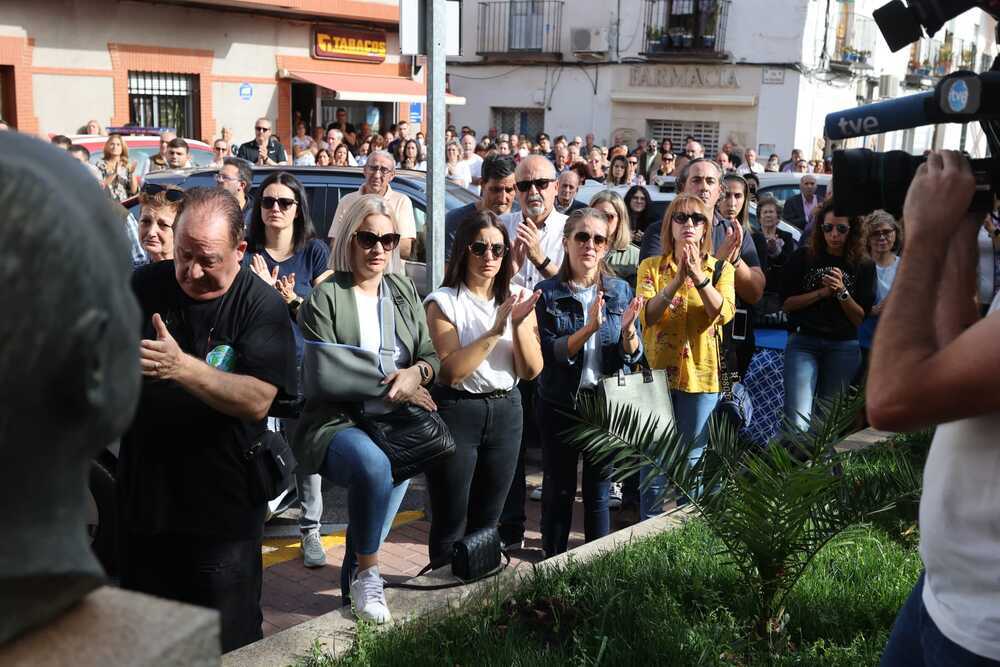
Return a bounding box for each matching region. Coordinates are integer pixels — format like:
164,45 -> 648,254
782,174 -> 819,231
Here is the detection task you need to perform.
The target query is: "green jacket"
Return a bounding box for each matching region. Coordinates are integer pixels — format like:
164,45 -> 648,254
293,271 -> 440,474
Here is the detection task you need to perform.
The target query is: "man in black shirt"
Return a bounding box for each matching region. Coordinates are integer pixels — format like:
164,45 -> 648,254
236,117 -> 288,165
119,187 -> 296,652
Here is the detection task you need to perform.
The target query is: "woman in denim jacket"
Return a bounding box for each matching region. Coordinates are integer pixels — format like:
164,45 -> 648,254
533,208 -> 644,557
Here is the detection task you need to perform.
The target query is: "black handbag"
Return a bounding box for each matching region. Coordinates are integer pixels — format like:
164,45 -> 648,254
711,261 -> 753,431
245,430 -> 297,504
452,527 -> 501,581
349,280 -> 455,484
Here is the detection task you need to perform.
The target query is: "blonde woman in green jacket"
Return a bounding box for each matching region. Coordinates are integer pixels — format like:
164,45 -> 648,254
294,194 -> 440,624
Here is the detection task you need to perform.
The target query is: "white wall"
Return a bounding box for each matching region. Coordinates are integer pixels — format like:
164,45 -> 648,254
727,0 -> 809,64
32,74 -> 113,135
212,81 -> 279,147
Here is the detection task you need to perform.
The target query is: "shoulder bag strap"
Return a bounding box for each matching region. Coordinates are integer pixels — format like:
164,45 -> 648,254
377,280 -> 398,375
710,260 -> 733,399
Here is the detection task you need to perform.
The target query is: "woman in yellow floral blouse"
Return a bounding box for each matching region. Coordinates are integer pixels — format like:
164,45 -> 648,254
635,193 -> 736,518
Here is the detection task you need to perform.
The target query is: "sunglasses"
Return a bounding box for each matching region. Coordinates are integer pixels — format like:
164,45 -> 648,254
671,212 -> 708,226
572,231 -> 608,247
515,178 -> 553,193
469,241 -> 507,258
628,160 -> 638,165
141,183 -> 185,202
261,196 -> 298,211
354,231 -> 401,251
213,146 -> 228,151
822,223 -> 850,234
871,229 -> 895,238
255,126 -> 271,133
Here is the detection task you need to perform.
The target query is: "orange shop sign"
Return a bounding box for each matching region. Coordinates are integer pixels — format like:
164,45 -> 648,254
313,26 -> 388,64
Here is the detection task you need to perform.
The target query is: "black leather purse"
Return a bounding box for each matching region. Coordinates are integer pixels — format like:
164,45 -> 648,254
245,430 -> 297,504
452,527 -> 502,581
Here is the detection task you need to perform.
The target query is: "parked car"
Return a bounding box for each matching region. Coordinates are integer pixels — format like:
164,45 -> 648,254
754,172 -> 831,208
69,133 -> 215,179
90,165 -> 478,574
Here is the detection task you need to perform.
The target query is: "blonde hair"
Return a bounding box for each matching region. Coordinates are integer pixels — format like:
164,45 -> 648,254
330,194 -> 399,273
659,193 -> 714,261
588,189 -> 632,251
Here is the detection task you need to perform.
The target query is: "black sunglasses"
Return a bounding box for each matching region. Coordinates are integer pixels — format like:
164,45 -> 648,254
822,223 -> 850,234
515,178 -> 553,192
671,212 -> 708,226
469,241 -> 507,258
255,126 -> 271,133
354,231 -> 401,251
572,231 -> 608,247
141,183 -> 185,202
261,196 -> 298,211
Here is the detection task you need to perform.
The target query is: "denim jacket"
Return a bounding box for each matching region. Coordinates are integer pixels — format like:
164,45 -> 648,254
534,275 -> 643,408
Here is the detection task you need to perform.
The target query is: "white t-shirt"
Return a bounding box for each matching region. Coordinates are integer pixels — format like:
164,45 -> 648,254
501,209 -> 568,290
423,285 -> 526,394
570,283 -> 601,390
460,155 -> 483,193
919,290 -> 1000,660
874,256 -> 899,304
355,287 -> 411,414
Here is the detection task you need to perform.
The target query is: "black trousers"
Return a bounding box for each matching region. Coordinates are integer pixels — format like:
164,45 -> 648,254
120,531 -> 263,653
498,380 -> 537,544
426,389 -> 523,564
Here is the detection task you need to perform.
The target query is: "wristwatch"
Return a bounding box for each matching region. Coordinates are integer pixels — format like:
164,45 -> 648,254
836,288 -> 850,302
417,362 -> 432,385
535,256 -> 552,271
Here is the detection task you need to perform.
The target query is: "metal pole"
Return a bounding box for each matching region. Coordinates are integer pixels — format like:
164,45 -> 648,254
425,0 -> 447,293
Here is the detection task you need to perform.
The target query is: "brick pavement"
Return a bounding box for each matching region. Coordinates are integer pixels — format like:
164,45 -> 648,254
260,457 -> 641,636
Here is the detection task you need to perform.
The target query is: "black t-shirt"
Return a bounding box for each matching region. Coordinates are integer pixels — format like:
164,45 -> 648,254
780,247 -> 876,340
119,262 -> 297,539
236,137 -> 288,165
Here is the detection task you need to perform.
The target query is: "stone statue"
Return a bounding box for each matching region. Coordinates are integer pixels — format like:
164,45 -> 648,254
0,131 -> 141,644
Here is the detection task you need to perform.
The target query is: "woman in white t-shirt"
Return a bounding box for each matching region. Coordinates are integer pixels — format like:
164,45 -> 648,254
423,211 -> 544,564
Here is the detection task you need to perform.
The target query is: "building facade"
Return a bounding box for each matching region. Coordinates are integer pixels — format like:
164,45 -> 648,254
446,0 -> 996,159
0,0 -> 462,147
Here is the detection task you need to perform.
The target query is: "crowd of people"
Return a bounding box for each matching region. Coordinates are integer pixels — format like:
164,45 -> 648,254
9,113 -> 990,659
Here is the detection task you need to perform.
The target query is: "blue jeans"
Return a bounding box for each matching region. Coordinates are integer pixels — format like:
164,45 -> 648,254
640,390 -> 718,520
318,427 -> 409,598
882,573 -> 1000,666
783,333 -> 860,433
538,397 -> 610,557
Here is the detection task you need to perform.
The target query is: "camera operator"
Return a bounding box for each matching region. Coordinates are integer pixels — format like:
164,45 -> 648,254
869,150 -> 1000,666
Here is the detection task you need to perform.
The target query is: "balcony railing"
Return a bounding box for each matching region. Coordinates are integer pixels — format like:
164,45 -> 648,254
833,12 -> 878,68
476,1 -> 563,56
641,0 -> 730,59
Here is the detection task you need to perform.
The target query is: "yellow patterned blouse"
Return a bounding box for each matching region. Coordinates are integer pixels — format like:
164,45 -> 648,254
636,254 -> 736,393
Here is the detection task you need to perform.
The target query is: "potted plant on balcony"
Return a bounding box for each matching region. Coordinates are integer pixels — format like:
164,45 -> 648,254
917,59 -> 932,76
701,12 -> 718,49
842,46 -> 859,63
646,26 -> 663,53
668,27 -> 684,49
682,31 -> 694,48
858,49 -> 872,65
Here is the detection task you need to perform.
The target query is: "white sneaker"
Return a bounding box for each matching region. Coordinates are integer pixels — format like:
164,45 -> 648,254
529,486 -> 543,501
608,482 -> 623,510
300,530 -> 327,568
350,566 -> 391,624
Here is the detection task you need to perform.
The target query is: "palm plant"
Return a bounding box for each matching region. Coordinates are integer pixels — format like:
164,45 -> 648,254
561,387 -> 919,639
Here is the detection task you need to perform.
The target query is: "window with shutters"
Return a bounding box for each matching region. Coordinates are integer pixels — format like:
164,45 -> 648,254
646,119 -> 720,156
491,107 -> 545,138
128,71 -> 199,138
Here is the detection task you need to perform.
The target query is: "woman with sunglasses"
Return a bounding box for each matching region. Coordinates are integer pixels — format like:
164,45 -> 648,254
294,194 -> 438,624
624,185 -> 653,243
534,208 -> 644,557
590,190 -> 639,286
780,198 -> 875,433
137,185 -> 184,264
423,211 -> 543,564
635,194 -> 736,519
97,133 -> 138,202
858,211 -> 902,371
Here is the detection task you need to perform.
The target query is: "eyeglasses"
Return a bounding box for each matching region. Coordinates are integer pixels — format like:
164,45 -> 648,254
261,196 -> 298,211
671,212 -> 708,226
141,183 -> 185,202
515,178 -> 553,192
469,241 -> 507,258
822,223 -> 850,234
255,126 -> 271,133
215,172 -> 240,183
572,231 -> 608,248
871,229 -> 895,239
366,165 -> 393,176
354,231 -> 401,251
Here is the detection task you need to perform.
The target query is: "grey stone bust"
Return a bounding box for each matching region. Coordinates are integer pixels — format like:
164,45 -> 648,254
0,132 -> 141,644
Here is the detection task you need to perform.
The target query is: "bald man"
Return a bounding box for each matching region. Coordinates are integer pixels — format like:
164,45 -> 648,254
501,155 -> 566,289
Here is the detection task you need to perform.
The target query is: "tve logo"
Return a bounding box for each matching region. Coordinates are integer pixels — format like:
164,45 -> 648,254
837,115 -> 880,136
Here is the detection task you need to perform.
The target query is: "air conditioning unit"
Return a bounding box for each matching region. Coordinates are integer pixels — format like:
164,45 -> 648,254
879,74 -> 901,99
571,27 -> 609,55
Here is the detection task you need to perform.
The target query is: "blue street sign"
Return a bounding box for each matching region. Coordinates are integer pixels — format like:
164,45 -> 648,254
239,83 -> 253,101
409,103 -> 422,125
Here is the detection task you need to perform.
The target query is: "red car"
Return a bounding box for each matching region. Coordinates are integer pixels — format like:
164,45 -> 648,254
69,133 -> 215,179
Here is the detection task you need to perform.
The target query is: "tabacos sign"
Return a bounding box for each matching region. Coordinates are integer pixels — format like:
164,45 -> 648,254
313,26 -> 387,64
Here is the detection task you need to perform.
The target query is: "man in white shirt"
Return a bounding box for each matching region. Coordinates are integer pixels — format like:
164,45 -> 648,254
502,155 -> 566,289
870,150 -> 1000,667
459,133 -> 483,192
327,150 -> 416,260
737,148 -> 764,175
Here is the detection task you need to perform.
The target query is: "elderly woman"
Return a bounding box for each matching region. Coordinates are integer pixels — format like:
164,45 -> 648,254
589,189 -> 640,285
137,184 -> 184,263
635,193 -> 736,518
858,210 -> 902,369
294,195 -> 439,625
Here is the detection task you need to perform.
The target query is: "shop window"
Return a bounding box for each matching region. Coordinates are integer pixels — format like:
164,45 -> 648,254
128,71 -> 199,138
646,119 -> 720,156
491,107 -> 545,139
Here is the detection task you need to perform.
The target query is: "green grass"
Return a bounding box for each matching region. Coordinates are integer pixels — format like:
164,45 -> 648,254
297,520 -> 920,667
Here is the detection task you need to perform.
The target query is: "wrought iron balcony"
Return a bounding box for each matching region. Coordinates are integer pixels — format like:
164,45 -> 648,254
832,11 -> 878,69
476,1 -> 564,57
640,0 -> 730,59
